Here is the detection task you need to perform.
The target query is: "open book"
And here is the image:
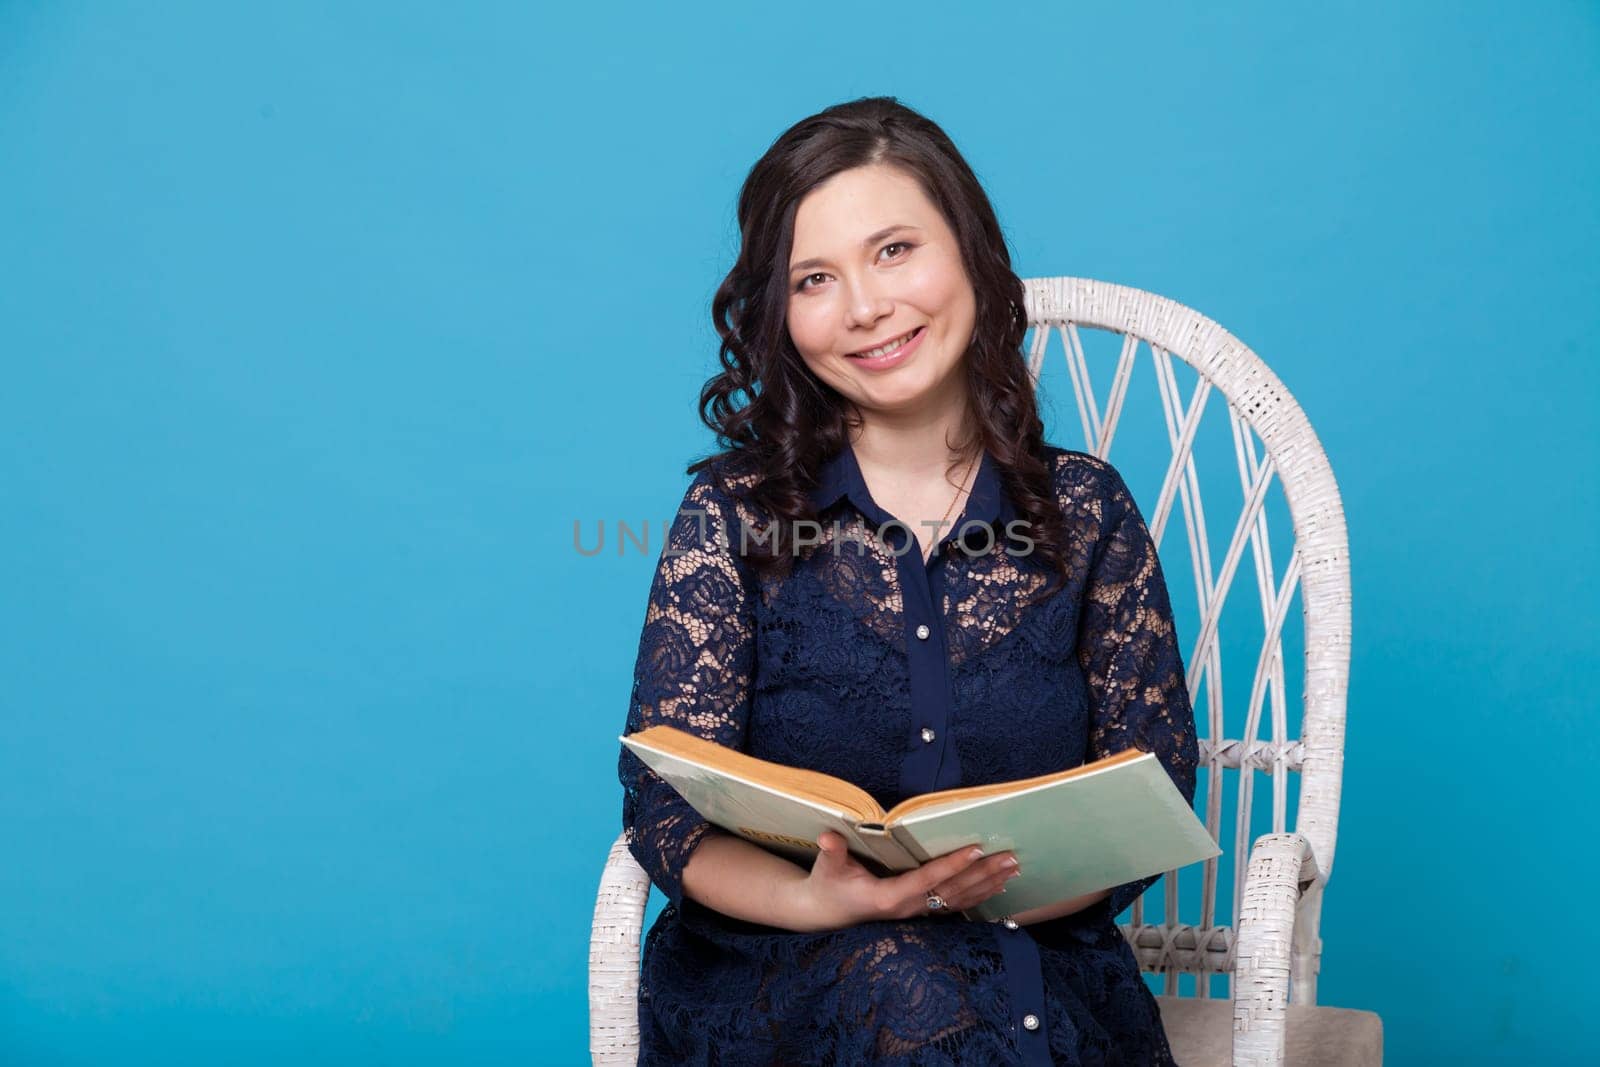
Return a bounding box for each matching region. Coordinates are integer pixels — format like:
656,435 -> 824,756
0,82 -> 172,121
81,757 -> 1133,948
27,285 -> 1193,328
621,725 -> 1219,922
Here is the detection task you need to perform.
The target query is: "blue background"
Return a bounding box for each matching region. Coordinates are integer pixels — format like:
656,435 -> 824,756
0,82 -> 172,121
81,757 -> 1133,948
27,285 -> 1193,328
2,2 -> 1595,1063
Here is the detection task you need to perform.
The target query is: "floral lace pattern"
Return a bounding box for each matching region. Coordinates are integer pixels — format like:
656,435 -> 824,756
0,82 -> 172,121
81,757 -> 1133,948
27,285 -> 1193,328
619,446 -> 1199,1065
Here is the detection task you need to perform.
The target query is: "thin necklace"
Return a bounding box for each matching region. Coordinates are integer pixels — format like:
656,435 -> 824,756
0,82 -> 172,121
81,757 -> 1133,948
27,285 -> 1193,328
926,449 -> 980,561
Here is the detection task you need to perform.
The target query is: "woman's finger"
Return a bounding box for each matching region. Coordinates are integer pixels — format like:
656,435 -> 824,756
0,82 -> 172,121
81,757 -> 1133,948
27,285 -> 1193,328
816,832 -> 867,868
928,854 -> 1019,910
912,845 -> 986,894
876,849 -> 973,918
938,852 -> 1020,902
892,849 -> 1006,915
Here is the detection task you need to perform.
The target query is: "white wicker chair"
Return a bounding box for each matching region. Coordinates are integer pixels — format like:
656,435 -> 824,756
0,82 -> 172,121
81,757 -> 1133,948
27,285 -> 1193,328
590,278 -> 1382,1065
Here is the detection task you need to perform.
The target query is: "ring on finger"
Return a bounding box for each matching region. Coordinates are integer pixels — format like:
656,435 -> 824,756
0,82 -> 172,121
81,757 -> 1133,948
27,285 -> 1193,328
925,893 -> 947,912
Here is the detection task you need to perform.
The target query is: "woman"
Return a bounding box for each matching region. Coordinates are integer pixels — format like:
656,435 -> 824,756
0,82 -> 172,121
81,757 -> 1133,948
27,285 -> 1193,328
617,96 -> 1198,1066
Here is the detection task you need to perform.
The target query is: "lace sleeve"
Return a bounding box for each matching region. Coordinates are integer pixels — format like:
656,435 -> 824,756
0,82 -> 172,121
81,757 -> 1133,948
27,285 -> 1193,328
617,469 -> 757,907
1075,462 -> 1200,919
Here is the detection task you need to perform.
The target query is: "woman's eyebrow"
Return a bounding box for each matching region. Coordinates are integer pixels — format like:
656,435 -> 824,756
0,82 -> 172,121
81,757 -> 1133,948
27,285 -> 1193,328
789,224 -> 921,274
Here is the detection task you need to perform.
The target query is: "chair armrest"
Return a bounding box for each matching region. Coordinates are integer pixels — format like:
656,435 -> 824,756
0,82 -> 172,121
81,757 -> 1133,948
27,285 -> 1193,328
1232,831 -> 1324,1066
590,832 -> 651,1065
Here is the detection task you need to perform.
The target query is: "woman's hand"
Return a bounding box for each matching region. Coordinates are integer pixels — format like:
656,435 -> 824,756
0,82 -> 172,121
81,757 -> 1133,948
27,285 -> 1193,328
785,830 -> 1021,932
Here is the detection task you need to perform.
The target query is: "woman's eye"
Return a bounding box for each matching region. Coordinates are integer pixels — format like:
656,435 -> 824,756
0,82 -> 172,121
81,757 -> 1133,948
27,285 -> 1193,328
795,244 -> 913,292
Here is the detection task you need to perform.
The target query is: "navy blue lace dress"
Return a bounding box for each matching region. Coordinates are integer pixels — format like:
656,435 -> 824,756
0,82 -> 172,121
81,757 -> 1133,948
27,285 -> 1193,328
617,442 -> 1199,1066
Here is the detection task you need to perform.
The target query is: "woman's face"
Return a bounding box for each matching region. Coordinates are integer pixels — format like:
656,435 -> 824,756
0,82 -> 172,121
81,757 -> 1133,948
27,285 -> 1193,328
784,163 -> 977,420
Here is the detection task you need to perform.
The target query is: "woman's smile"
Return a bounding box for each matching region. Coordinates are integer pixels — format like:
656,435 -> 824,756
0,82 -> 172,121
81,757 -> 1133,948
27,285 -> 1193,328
845,325 -> 925,370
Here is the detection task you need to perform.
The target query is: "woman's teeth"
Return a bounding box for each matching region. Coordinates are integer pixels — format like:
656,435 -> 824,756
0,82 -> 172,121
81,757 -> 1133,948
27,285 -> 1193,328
851,328 -> 919,359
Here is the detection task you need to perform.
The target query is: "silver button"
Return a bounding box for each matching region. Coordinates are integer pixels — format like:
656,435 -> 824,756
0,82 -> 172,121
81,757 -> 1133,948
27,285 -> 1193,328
914,624 -> 930,640
1003,918 -> 1019,930
920,727 -> 936,744
1022,1013 -> 1040,1031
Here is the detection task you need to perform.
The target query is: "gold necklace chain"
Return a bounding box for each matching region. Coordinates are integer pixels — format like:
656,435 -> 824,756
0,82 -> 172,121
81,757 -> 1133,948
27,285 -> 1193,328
927,449 -> 980,559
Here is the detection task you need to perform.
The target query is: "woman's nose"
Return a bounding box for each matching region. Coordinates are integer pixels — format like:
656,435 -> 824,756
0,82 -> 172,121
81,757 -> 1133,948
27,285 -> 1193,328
844,279 -> 893,329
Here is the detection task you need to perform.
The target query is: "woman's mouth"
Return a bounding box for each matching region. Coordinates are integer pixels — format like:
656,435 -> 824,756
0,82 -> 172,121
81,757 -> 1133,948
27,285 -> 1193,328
846,326 -> 926,369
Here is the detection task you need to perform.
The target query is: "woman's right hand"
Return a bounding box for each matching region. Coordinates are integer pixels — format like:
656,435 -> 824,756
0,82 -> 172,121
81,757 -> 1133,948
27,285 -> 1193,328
787,830 -> 1021,932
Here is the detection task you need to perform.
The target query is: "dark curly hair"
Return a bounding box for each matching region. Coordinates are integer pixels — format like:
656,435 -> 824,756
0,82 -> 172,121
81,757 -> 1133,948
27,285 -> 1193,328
689,95 -> 1072,599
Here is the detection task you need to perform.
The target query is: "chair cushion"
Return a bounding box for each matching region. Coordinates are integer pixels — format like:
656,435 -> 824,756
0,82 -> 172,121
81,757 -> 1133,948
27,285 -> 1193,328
1155,995 -> 1383,1066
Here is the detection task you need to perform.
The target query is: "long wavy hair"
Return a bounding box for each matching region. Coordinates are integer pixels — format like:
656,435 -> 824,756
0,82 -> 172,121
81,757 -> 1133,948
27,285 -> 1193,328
689,95 -> 1072,598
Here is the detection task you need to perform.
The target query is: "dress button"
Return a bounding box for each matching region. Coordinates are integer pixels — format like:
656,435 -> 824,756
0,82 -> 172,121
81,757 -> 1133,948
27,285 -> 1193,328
915,624 -> 930,640
920,727 -> 936,744
1022,1013 -> 1040,1031
1003,918 -> 1019,930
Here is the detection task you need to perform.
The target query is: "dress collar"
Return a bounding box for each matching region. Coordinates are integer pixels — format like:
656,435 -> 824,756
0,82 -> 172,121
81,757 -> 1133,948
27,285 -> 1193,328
806,441 -> 1019,551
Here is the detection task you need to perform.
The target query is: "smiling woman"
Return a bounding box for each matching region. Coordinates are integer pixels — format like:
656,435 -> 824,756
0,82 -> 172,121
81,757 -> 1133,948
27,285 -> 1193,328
617,96 -> 1198,1066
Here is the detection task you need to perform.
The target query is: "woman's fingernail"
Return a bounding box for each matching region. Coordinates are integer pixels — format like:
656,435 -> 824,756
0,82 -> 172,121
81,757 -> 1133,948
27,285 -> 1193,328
968,847 -> 985,861
1008,868 -> 1022,880
1003,857 -> 1020,870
